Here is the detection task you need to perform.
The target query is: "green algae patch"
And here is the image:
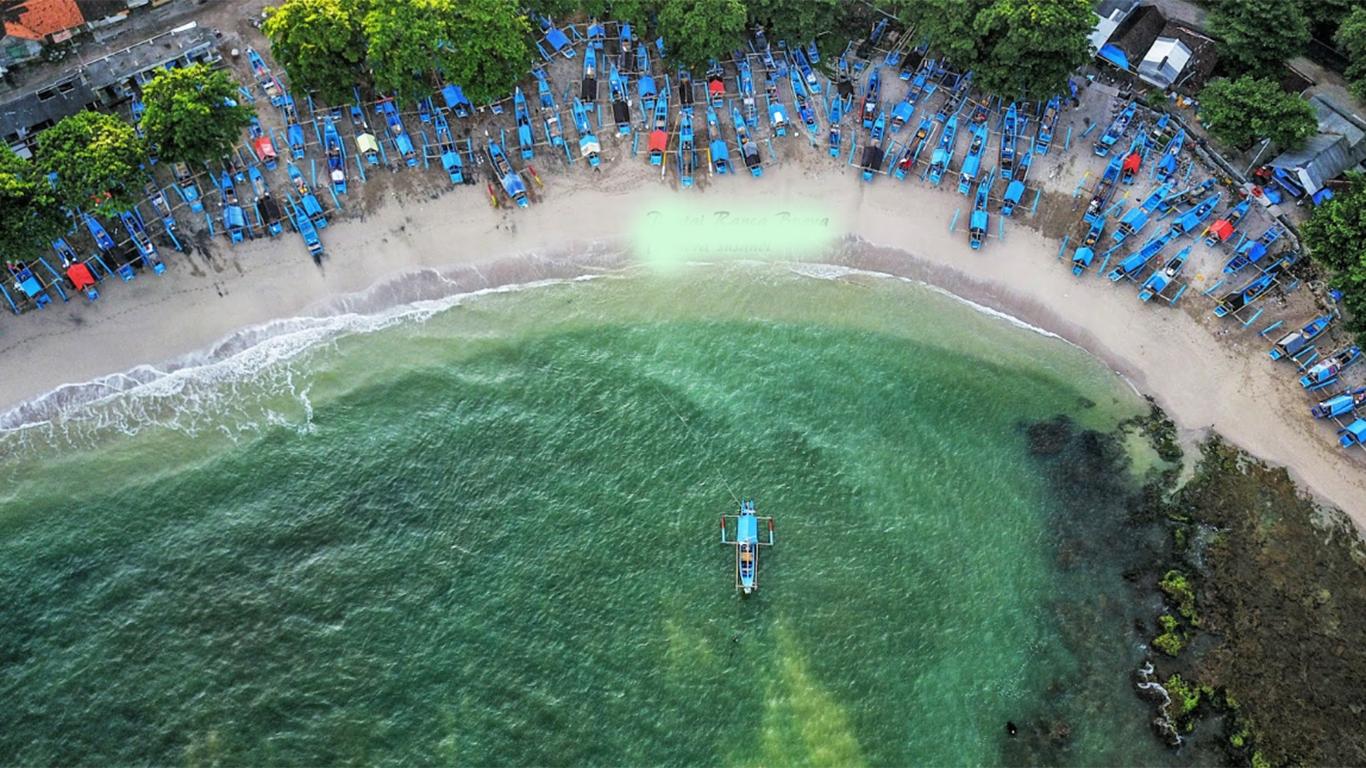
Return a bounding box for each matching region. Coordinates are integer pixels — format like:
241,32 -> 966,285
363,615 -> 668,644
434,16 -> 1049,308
744,626 -> 865,768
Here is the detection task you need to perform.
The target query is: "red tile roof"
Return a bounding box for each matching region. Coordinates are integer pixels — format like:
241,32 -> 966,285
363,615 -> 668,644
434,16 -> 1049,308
3,0 -> 87,41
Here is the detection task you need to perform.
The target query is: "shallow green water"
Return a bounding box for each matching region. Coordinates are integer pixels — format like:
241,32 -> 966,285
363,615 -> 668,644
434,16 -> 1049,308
0,265 -> 1179,765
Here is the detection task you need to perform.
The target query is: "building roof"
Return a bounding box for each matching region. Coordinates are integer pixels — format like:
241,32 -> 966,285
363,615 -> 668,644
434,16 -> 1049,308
2,0 -> 86,41
1090,0 -> 1140,51
1138,37 -> 1191,89
1268,97 -> 1366,193
1106,3 -> 1167,70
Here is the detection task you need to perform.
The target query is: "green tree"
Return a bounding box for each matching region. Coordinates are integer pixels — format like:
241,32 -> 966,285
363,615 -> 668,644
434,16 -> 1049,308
364,0 -> 530,106
263,0 -> 368,105
1336,6 -> 1366,102
901,0 -> 1092,99
1301,173 -> 1366,336
1197,76 -> 1317,150
656,0 -> 745,69
139,64 -> 255,165
745,0 -> 841,54
1207,0 -> 1309,76
36,111 -> 145,217
0,146 -> 70,262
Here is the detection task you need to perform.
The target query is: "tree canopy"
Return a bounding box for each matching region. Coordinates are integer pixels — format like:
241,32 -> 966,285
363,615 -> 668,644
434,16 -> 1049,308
139,64 -> 255,165
0,146 -> 70,262
263,0 -> 368,105
363,0 -> 530,105
36,111 -> 145,217
1207,0 -> 1309,76
902,0 -> 1092,100
1197,76 -> 1317,151
1336,6 -> 1366,102
1301,172 -> 1366,338
744,0 -> 840,55
656,0 -> 746,69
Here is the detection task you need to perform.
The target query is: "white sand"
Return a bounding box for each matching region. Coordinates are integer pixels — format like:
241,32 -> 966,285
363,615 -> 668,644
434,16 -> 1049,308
1,147 -> 1361,523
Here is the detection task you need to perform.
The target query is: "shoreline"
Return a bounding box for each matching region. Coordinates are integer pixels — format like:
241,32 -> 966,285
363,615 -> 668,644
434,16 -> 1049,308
1,158 -> 1362,523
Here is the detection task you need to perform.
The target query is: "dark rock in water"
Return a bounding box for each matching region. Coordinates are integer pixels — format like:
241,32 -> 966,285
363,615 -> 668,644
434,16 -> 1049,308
1026,416 -> 1073,456
1006,721 -> 1018,737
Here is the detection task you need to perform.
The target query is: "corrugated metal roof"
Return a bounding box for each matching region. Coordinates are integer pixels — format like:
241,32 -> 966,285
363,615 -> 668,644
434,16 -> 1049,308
1270,134 -> 1352,193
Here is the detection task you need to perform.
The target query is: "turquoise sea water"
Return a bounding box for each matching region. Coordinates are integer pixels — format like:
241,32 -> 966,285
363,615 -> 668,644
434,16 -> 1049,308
0,264 -> 1182,765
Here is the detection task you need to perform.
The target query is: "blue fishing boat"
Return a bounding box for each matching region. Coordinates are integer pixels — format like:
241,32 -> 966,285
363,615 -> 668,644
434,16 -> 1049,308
609,65 -> 632,137
514,87 -> 535,160
998,103 -> 1019,180
1107,231 -> 1172,281
793,46 -> 820,96
861,67 -> 881,129
927,115 -> 959,186
828,95 -> 845,158
118,208 -> 164,273
83,213 -> 116,255
1311,386 -> 1366,418
218,171 -> 247,243
1301,346 -> 1361,391
1203,198 -> 1251,247
733,105 -> 762,176
283,95 -> 306,159
790,69 -> 820,139
4,261 -> 51,308
1071,216 -> 1107,276
285,194 -> 324,264
323,118 -> 347,194
1272,315 -> 1333,361
433,111 -> 464,184
1167,193 -> 1221,238
806,41 -> 820,64
376,98 -> 417,167
1224,225 -> 1282,274
1156,178 -> 1216,216
1119,132 -> 1148,184
957,121 -> 989,195
720,500 -> 774,594
247,117 -> 277,170
1002,151 -> 1032,216
677,68 -> 695,111
648,79 -> 670,165
1035,96 -> 1060,155
707,107 -> 730,174
677,107 -> 696,185
1114,184 -> 1169,243
1214,251 -> 1297,318
1138,245 -> 1191,301
533,67 -> 555,110
246,47 -> 285,107
767,93 -> 788,137
441,83 -> 474,117
1094,101 -> 1136,156
860,142 -> 884,183
1337,419 -> 1366,448
705,59 -> 725,108
897,117 -> 936,181
247,166 -> 283,237
571,98 -> 601,169
287,163 -> 327,228
869,110 -> 886,145
1155,128 -> 1185,183
488,139 -> 528,207
582,43 -> 599,102
636,45 -> 655,114
53,239 -> 98,301
890,96 -> 914,133
1086,154 -> 1124,217
737,54 -> 758,127
172,162 -> 203,213
969,168 -> 995,250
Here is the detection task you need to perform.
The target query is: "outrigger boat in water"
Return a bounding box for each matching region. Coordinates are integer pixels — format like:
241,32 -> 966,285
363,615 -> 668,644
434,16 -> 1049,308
720,500 -> 774,595
1138,244 -> 1191,301
1271,315 -> 1333,361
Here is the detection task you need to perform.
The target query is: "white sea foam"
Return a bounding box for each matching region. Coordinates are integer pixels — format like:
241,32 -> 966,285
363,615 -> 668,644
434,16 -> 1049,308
0,270 -> 605,452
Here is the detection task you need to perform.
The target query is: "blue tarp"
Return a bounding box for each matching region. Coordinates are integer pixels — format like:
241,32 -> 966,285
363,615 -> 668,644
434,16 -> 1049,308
1098,44 -> 1130,71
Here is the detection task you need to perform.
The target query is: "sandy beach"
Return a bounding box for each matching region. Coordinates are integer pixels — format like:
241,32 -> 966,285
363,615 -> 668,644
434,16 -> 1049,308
1,138 -> 1362,523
